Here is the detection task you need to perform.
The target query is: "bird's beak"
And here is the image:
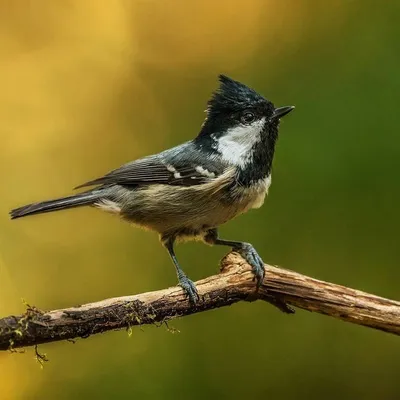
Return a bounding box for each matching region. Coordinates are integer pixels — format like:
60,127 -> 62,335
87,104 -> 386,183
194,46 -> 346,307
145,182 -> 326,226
272,106 -> 295,120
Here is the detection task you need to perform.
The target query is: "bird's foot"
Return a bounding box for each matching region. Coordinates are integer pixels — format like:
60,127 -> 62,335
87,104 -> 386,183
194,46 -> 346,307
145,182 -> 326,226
178,274 -> 200,304
234,243 -> 295,314
235,243 -> 265,287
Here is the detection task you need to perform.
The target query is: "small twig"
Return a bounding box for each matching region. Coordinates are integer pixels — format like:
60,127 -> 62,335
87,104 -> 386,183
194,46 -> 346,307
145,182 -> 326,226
0,252 -> 399,351
34,345 -> 49,368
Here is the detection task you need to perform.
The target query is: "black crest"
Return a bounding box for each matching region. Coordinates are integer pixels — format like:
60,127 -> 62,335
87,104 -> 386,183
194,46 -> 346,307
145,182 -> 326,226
207,75 -> 272,115
198,75 -> 275,140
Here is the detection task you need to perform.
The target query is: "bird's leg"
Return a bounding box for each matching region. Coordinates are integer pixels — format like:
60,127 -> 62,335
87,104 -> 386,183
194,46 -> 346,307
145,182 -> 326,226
162,236 -> 199,304
204,229 -> 266,286
204,228 -> 294,314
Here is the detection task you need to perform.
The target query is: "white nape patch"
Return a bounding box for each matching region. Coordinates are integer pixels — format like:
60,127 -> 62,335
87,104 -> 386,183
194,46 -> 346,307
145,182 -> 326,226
95,199 -> 121,214
195,166 -> 215,178
217,117 -> 266,167
210,134 -> 219,151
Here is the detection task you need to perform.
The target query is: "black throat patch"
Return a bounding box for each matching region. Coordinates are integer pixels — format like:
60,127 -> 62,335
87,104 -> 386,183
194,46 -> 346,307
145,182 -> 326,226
235,121 -> 279,186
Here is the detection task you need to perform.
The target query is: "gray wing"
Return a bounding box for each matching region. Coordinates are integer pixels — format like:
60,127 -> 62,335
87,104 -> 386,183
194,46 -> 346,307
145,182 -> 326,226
75,142 -> 224,189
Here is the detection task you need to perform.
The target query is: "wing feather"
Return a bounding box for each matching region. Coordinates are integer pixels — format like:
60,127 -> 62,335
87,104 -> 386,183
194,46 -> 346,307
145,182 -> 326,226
75,145 -> 223,189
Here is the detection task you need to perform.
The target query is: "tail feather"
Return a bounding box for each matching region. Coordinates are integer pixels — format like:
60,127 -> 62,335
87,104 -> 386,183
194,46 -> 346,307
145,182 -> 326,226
10,191 -> 100,220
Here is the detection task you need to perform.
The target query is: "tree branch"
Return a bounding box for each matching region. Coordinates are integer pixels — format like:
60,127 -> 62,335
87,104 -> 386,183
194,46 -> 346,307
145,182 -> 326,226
1,252 -> 399,351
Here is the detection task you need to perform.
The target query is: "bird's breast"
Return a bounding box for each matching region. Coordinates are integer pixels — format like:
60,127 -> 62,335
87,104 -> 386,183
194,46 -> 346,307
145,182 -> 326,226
111,169 -> 271,238
232,174 -> 272,211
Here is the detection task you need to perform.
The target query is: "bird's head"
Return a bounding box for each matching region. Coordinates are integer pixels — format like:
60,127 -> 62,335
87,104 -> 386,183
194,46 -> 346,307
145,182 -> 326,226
197,75 -> 294,169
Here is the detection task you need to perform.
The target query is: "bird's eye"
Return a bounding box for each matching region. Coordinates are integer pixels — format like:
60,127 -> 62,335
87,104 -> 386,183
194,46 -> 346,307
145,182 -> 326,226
241,112 -> 255,124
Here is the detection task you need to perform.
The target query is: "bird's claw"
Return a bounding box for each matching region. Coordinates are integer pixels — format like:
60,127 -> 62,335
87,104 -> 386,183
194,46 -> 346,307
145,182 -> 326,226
236,243 -> 294,314
178,275 -> 200,304
236,243 -> 265,287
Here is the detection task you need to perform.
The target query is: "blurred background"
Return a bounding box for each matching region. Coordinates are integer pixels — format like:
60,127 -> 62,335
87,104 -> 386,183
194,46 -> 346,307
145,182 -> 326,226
0,0 -> 399,399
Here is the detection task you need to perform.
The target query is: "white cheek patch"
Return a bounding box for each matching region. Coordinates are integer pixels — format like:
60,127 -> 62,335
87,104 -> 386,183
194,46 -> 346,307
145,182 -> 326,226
217,117 -> 266,167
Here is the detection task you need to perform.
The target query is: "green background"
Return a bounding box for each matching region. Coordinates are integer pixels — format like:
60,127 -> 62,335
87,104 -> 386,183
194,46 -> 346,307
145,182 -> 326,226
0,1 -> 399,399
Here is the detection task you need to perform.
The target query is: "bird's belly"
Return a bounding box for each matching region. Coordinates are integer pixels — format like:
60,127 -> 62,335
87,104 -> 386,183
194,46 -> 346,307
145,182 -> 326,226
114,174 -> 271,238
119,186 -> 237,234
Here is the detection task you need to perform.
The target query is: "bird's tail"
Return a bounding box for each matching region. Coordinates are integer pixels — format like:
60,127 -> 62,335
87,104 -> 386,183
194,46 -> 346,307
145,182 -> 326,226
10,191 -> 100,220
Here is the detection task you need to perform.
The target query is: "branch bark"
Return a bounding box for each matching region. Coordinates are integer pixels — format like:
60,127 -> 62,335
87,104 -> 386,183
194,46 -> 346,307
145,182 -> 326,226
1,252 -> 399,351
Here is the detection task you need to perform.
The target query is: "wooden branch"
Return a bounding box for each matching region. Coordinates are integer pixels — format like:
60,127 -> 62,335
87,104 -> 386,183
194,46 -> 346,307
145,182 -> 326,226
1,252 -> 399,351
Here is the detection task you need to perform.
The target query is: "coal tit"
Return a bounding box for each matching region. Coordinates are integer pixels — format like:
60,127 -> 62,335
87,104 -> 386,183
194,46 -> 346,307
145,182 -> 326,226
10,75 -> 294,311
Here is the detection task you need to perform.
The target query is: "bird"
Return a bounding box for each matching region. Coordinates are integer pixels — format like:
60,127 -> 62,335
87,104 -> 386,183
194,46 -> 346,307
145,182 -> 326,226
10,75 -> 294,311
